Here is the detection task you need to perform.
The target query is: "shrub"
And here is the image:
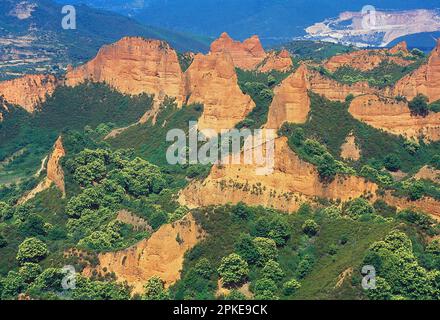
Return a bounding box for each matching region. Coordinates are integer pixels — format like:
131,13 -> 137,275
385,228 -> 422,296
408,94 -> 429,117
235,233 -> 258,264
302,220 -> 319,236
143,276 -> 169,300
343,198 -> 375,220
383,154 -> 401,172
16,238 -> 49,264
283,278 -> 301,295
252,237 -> 278,266
19,263 -> 42,284
231,202 -> 252,221
253,278 -> 278,300
261,260 -> 285,282
218,254 -> 249,287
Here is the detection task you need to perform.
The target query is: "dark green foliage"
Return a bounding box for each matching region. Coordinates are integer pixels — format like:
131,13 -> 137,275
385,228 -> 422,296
231,202 -> 252,221
302,220 -> 319,237
429,100 -> 440,113
16,238 -> 49,264
383,154 -> 401,172
282,41 -> 354,62
217,253 -> 249,287
397,210 -> 438,235
252,278 -> 278,300
143,276 -> 169,300
408,94 -> 430,117
253,215 -> 290,246
343,198 -> 375,220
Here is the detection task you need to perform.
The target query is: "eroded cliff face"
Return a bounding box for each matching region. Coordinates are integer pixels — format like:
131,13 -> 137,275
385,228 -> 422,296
180,137 -> 378,212
266,65 -> 310,129
18,136 -> 66,204
324,42 -> 412,72
307,68 -> 374,101
0,74 -> 57,112
340,132 -> 361,161
384,192 -> 440,220
258,50 -> 293,73
83,214 -> 204,295
185,52 -> 255,133
65,37 -> 185,105
393,39 -> 440,102
210,32 -> 266,70
349,94 -> 440,141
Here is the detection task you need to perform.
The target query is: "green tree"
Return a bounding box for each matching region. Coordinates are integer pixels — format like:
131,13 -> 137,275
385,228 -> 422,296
343,198 -> 375,220
430,155 -> 440,170
0,271 -> 25,300
218,253 -> 249,287
19,263 -> 42,284
383,154 -> 401,172
194,258 -> 214,279
0,201 -> 13,221
253,278 -> 278,300
231,202 -> 252,221
408,94 -> 429,117
0,233 -> 7,248
262,260 -> 285,282
16,237 -> 49,264
283,278 -> 301,295
225,290 -> 247,300
235,233 -> 258,264
302,220 -> 319,236
253,237 -> 278,266
143,276 -> 169,300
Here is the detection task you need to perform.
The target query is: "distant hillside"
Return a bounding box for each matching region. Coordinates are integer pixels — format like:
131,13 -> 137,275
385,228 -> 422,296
56,0 -> 440,46
0,0 -> 209,80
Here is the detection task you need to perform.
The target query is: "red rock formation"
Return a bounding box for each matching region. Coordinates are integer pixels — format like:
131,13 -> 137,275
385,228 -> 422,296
307,68 -> 374,101
349,94 -> 440,141
384,192 -> 440,219
0,74 -> 57,112
393,39 -> 440,102
65,37 -> 185,105
210,32 -> 266,70
46,136 -> 66,196
266,65 -> 310,129
258,49 -> 293,73
185,52 -> 255,133
340,132 -> 361,161
83,214 -> 204,294
324,42 -> 412,73
180,137 -> 378,212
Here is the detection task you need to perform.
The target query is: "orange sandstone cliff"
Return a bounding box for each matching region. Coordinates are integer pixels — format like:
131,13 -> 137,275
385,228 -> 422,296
258,49 -> 294,73
266,65 -> 310,129
185,52 -> 255,133
65,37 -> 185,105
18,136 -> 66,204
210,32 -> 267,70
83,214 -> 204,294
0,74 -> 57,112
349,94 -> 440,141
393,39 -> 440,102
180,137 -> 378,212
324,42 -> 413,73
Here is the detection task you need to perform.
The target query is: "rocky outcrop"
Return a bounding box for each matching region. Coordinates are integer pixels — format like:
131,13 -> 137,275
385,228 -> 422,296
349,94 -> 440,141
340,132 -> 361,161
116,210 -> 152,232
185,52 -> 255,133
18,136 -> 66,204
83,214 -> 204,294
210,32 -> 266,70
324,42 -> 412,73
308,68 -> 374,101
180,137 -> 378,212
65,37 -> 185,105
414,166 -> 440,184
258,50 -> 293,73
0,74 -> 57,112
384,192 -> 440,220
393,39 -> 440,102
266,65 -> 310,129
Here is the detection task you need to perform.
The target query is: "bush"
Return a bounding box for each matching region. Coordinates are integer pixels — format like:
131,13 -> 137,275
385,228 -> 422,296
16,238 -> 49,264
143,276 -> 169,300
343,198 -> 375,220
235,233 -> 258,264
283,278 -> 301,295
218,254 -> 249,287
408,94 -> 429,117
261,260 -> 285,282
231,202 -> 252,221
253,278 -> 278,300
430,155 -> 440,170
19,263 -> 42,284
252,237 -> 278,266
383,154 -> 401,172
302,220 -> 319,236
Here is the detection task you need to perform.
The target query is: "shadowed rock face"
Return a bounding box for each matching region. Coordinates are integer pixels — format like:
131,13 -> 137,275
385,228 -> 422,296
349,94 -> 440,142
180,137 -> 378,212
325,42 -> 413,73
83,214 -> 205,295
185,52 -> 255,133
65,37 -> 185,105
393,39 -> 440,102
210,32 -> 266,70
266,65 -> 310,129
0,74 -> 57,112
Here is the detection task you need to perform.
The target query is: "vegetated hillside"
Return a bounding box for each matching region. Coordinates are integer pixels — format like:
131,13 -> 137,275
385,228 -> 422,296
1,37 -> 440,301
0,0 -> 209,80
